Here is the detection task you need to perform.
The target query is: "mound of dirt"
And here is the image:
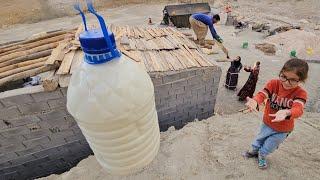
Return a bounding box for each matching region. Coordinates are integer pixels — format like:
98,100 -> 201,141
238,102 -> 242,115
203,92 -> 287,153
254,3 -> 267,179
266,29 -> 320,60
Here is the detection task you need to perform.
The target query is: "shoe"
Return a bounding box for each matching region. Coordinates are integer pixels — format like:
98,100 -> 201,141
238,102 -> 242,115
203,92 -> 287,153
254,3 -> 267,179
243,150 -> 258,158
258,154 -> 268,169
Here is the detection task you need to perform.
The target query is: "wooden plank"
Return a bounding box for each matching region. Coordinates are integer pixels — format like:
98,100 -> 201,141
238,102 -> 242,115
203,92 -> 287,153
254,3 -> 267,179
161,51 -> 176,71
70,50 -> 84,74
120,49 -> 140,62
148,51 -> 162,72
146,28 -> 157,38
193,49 -> 214,66
153,28 -> 163,37
132,27 -> 139,39
153,37 -> 164,50
56,50 -> 76,75
58,74 -> 71,88
177,48 -> 198,68
182,45 -> 203,66
158,51 -> 174,71
140,51 -> 151,72
169,51 -> 184,70
129,39 -> 137,50
171,51 -> 188,69
153,51 -> 170,72
141,28 -> 153,40
147,39 -> 159,50
45,41 -> 69,65
135,39 -> 145,51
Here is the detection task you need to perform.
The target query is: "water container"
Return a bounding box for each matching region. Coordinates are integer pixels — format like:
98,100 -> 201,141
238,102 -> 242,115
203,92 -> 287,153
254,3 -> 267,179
67,3 -> 160,175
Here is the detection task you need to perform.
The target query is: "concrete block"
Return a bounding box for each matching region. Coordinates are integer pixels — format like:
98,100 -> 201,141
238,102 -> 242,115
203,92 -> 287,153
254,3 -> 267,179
151,77 -> 163,86
49,130 -> 74,140
168,87 -> 185,96
9,154 -> 35,167
18,102 -> 50,115
0,143 -> 25,154
22,156 -> 50,168
47,98 -> 67,109
41,136 -> 66,149
23,129 -> 50,140
31,90 -> 62,102
65,133 -> 86,143
0,94 -> 34,107
4,171 -> 20,180
0,126 -> 29,138
15,145 -> 43,156
6,116 -> 41,127
38,109 -> 68,121
171,78 -> 188,88
162,73 -> 181,84
22,136 -> 50,148
0,152 -> 18,164
187,75 -> 203,84
0,106 -> 21,119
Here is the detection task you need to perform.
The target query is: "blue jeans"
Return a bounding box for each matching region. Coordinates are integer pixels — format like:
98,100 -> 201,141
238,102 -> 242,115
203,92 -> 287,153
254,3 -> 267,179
252,123 -> 290,157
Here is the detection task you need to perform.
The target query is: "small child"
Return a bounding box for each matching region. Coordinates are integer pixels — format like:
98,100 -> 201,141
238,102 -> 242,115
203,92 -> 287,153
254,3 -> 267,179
244,58 -> 309,169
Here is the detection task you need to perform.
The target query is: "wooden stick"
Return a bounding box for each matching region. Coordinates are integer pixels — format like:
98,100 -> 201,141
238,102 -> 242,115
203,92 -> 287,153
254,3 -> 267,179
0,41 -> 59,63
0,61 -> 45,79
0,57 -> 47,74
0,65 -> 57,87
56,50 -> 76,75
58,74 -> 71,88
0,49 -> 52,68
0,34 -> 64,57
0,29 -> 72,53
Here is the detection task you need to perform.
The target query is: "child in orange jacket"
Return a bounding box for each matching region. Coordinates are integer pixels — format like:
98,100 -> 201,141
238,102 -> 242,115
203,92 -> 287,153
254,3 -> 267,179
244,58 -> 309,169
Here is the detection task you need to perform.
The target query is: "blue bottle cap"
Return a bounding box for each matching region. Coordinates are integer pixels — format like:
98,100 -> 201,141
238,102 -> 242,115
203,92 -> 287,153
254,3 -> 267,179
74,2 -> 121,64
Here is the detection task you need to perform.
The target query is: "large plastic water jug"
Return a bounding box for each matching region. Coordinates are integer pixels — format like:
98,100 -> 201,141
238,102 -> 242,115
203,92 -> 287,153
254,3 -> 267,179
67,3 -> 160,175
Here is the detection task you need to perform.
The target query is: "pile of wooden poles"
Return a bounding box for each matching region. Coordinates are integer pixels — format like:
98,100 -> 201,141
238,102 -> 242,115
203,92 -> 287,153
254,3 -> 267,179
0,29 -> 77,90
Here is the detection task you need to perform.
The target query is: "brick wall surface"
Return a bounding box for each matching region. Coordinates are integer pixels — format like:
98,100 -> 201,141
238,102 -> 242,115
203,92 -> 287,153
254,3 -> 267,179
0,66 -> 221,179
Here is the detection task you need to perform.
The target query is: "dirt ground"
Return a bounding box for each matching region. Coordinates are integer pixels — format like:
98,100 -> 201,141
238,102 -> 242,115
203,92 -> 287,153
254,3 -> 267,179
42,112 -> 320,180
1,0 -> 320,179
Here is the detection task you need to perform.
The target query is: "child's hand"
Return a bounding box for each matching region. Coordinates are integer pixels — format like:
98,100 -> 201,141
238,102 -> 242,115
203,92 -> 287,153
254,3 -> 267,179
269,110 -> 291,122
245,97 -> 258,112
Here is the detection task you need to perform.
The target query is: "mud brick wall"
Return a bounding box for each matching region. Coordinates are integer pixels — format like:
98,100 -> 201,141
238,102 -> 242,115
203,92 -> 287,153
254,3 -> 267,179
0,66 -> 221,179
0,89 -> 92,179
152,66 -> 221,131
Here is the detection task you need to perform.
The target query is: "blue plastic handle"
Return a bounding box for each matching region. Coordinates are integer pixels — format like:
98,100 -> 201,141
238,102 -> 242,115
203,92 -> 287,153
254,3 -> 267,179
73,3 -> 88,31
86,1 -> 117,57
